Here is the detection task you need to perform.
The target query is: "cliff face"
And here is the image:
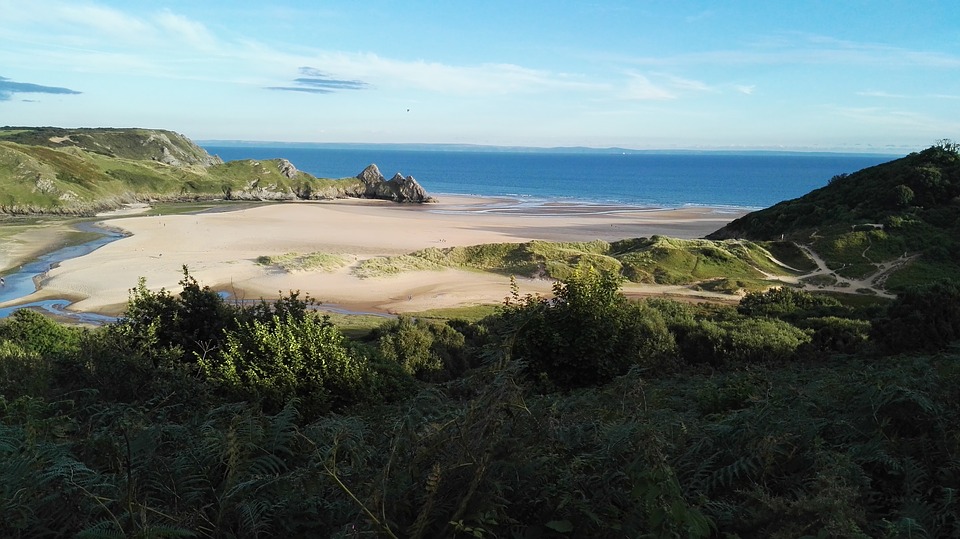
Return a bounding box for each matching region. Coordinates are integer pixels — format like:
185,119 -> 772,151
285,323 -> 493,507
0,127 -> 434,214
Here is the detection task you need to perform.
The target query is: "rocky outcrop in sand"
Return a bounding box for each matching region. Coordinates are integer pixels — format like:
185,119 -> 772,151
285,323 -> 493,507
356,164 -> 434,202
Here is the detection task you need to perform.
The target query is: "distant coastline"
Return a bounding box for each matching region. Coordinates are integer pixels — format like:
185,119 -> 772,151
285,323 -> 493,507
198,140 -> 906,157
202,144 -> 894,210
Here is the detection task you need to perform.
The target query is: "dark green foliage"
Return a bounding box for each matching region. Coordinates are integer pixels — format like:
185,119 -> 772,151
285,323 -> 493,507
873,280 -> 960,353
0,308 -> 81,358
803,316 -> 872,355
121,268 -> 235,362
200,313 -> 375,417
372,315 -> 469,381
501,268 -> 677,388
3,270 -> 960,536
710,143 -> 960,289
738,286 -> 845,320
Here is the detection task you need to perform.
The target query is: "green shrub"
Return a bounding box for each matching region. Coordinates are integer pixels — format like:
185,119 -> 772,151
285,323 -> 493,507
201,313 -> 378,417
0,308 -> 81,358
872,280 -> 960,353
373,316 -> 468,382
0,340 -> 49,399
501,268 -> 677,388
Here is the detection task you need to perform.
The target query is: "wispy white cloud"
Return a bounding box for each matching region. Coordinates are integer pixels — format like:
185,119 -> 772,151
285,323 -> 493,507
617,72 -> 715,101
734,84 -> 756,95
621,32 -> 960,69
857,90 -> 908,98
0,0 -> 606,99
621,73 -> 676,100
658,73 -> 713,93
858,90 -> 960,100
830,105 -> 960,133
154,9 -> 218,52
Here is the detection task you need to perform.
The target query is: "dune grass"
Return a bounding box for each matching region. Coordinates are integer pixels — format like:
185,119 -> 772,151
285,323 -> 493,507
351,236 -> 794,295
256,252 -> 349,272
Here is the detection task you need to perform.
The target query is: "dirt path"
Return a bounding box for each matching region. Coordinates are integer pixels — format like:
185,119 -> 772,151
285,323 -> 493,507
761,243 -> 904,298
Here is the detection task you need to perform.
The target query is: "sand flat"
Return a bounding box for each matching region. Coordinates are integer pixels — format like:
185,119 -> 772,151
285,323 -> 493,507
13,196 -> 746,315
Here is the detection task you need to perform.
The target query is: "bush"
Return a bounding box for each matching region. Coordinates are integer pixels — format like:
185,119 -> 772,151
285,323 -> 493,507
0,308 -> 81,358
121,268 -> 237,361
373,316 -> 468,382
201,313 -> 380,417
501,268 -> 677,389
738,286 -> 843,320
873,280 -> 960,353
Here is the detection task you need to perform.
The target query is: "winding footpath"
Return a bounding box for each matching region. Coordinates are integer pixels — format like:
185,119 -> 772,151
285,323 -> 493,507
760,242 -> 910,299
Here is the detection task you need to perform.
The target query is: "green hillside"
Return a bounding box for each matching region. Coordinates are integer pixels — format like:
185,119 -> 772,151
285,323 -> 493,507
0,127 -> 393,215
709,141 -> 960,291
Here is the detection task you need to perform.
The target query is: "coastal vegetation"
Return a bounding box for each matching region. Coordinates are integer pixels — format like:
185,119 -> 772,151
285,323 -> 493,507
0,127 -> 429,215
2,268 -> 959,537
710,140 -> 960,290
256,252 -> 350,272
3,135 -> 960,535
345,237 -> 797,296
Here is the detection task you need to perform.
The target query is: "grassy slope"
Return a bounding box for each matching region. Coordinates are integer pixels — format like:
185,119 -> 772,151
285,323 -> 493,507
0,128 -> 365,214
708,143 -> 960,290
260,237 -> 801,295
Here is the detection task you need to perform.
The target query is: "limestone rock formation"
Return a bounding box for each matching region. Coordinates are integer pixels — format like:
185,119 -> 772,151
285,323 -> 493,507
356,164 -> 433,203
277,159 -> 298,179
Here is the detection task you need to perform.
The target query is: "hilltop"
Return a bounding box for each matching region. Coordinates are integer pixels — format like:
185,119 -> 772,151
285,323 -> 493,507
0,127 -> 431,215
709,141 -> 960,291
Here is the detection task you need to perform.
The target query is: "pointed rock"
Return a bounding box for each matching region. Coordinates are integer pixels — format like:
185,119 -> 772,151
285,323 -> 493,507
277,159 -> 298,179
356,164 -> 386,185
354,164 -> 433,202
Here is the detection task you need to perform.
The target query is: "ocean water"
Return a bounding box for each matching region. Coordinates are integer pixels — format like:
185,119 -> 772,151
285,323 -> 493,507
202,146 -> 894,210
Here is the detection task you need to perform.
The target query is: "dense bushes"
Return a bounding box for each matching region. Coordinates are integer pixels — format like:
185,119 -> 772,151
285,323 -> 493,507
201,314 -> 379,416
499,269 -> 676,388
371,315 -> 469,382
3,270 -> 960,537
873,279 -> 960,353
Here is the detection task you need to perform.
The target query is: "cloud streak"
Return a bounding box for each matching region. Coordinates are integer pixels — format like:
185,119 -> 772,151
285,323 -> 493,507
620,33 -> 960,69
265,67 -> 369,94
0,76 -> 81,101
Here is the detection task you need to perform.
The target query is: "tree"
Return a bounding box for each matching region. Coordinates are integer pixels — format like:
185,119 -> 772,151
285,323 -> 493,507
121,267 -> 236,362
872,280 -> 960,353
373,316 -> 467,381
201,313 -> 374,417
892,184 -> 914,208
501,268 -> 676,389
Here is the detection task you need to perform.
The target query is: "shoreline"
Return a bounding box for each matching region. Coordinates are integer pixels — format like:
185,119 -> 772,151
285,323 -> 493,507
1,196 -> 748,317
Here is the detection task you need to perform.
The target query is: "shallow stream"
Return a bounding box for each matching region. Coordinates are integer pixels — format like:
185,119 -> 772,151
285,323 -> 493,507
0,221 -> 124,323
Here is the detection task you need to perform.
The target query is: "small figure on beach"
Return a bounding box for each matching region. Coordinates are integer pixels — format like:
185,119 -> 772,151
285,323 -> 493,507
1,277 -> 5,286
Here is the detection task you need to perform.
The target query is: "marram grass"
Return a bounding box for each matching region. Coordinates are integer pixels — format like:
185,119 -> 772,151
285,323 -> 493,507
256,252 -> 349,272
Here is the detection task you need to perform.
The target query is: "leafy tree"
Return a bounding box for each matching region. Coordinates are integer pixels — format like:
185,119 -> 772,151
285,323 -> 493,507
873,280 -> 960,353
737,286 -> 844,321
501,268 -> 676,388
121,267 -> 236,362
373,316 -> 467,382
891,183 -> 915,208
200,313 -> 377,417
0,308 -> 81,358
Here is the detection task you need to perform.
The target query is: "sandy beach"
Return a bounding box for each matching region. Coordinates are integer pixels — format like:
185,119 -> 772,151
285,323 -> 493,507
3,197 -> 747,316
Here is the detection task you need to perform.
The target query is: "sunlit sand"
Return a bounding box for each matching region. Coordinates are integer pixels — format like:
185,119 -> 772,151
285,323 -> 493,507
7,196 -> 747,316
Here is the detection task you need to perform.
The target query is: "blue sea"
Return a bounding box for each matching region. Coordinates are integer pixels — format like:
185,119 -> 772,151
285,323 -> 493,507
201,145 -> 895,210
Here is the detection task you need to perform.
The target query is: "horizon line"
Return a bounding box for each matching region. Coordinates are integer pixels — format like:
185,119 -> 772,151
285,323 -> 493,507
196,139 -> 913,156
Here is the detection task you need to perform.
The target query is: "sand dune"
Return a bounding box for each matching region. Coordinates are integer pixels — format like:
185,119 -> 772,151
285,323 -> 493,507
11,197 -> 746,315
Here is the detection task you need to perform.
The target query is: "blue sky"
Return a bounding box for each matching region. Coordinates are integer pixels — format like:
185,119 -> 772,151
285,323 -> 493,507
1,1 -> 957,152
